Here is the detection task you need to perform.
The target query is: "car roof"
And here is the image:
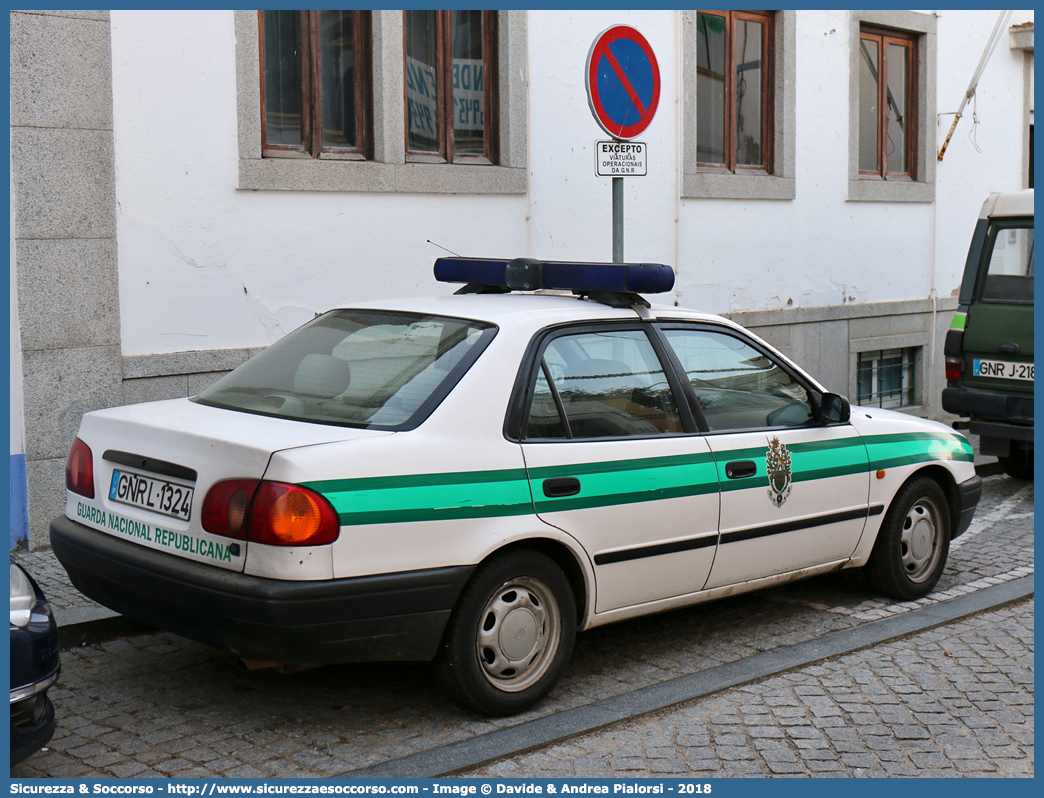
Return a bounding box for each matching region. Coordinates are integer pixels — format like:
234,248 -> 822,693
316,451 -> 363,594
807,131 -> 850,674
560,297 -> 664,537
339,291 -> 737,329
979,188 -> 1033,219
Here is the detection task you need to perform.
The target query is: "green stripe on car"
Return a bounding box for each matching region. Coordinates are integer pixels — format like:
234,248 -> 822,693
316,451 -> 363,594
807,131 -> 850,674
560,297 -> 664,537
305,432 -> 970,526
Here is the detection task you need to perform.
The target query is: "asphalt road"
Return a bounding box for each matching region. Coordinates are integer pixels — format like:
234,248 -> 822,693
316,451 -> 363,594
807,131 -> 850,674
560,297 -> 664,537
11,472 -> 1034,779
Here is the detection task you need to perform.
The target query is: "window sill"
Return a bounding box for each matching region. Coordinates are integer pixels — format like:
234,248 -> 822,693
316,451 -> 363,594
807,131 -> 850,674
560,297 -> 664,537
238,158 -> 526,194
847,178 -> 934,203
683,171 -> 795,200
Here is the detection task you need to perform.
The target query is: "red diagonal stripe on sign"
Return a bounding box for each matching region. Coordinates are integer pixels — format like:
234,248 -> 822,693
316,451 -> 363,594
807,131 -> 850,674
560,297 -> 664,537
603,47 -> 647,118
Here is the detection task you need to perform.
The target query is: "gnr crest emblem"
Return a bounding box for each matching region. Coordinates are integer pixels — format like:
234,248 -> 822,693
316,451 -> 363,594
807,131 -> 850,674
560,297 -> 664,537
766,436 -> 792,508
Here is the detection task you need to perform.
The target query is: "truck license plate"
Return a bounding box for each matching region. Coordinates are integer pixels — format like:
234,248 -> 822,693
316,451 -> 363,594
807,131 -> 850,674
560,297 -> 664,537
973,359 -> 1034,382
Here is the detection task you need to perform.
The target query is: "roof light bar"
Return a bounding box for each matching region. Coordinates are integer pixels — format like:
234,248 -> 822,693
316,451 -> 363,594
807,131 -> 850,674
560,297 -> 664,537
434,257 -> 675,295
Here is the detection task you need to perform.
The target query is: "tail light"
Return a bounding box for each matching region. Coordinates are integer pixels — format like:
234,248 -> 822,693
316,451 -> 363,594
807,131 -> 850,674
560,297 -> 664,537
201,480 -> 257,540
202,480 -> 340,547
65,438 -> 95,498
945,358 -> 963,381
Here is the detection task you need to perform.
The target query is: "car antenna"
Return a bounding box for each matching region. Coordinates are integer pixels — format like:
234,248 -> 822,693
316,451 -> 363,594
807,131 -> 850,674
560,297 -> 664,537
427,240 -> 463,257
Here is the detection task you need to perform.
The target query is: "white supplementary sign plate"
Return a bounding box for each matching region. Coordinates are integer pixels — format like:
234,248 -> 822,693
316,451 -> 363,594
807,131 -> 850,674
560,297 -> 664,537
973,359 -> 1034,382
109,469 -> 194,521
595,140 -> 647,176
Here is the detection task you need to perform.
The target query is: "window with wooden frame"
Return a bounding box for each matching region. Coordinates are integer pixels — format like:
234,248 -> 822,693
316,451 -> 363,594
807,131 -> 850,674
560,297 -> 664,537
404,10 -> 497,164
858,26 -> 916,179
695,10 -> 774,173
259,10 -> 372,160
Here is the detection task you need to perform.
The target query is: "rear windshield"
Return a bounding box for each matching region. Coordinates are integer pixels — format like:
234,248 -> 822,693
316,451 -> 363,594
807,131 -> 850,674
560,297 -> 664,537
981,223 -> 1034,303
194,310 -> 496,429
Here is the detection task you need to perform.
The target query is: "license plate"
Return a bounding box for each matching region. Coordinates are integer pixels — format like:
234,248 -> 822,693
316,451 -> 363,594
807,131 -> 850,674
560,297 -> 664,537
109,469 -> 194,521
973,359 -> 1034,382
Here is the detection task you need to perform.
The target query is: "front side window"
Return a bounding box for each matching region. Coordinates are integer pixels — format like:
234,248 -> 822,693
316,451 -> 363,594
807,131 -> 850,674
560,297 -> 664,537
981,224 -> 1034,303
195,311 -> 495,430
662,328 -> 813,431
858,26 -> 915,179
260,10 -> 372,159
696,10 -> 774,173
405,10 -> 496,163
524,330 -> 683,440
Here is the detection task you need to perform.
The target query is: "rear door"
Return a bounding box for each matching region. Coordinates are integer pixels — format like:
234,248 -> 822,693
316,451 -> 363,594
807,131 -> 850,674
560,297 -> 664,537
516,324 -> 721,613
963,218 -> 1034,393
658,324 -> 871,588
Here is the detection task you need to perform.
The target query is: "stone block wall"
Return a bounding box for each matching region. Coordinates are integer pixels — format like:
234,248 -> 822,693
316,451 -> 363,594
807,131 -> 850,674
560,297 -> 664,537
10,10 -> 122,548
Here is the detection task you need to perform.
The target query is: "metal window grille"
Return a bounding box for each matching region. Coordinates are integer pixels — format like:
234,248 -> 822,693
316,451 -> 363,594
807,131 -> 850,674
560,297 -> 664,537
857,348 -> 915,408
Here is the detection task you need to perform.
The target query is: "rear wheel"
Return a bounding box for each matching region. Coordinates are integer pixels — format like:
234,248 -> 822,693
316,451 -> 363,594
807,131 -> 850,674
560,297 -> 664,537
434,550 -> 576,716
865,477 -> 950,601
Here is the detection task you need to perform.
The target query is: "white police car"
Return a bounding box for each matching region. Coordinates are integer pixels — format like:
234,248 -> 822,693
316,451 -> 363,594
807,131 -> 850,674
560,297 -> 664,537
52,258 -> 981,716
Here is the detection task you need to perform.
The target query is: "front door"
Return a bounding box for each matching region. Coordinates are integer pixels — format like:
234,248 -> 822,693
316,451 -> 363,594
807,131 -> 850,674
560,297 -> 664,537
658,325 -> 870,588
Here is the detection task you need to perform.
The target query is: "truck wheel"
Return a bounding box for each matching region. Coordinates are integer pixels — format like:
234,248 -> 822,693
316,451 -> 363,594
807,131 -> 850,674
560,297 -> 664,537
1001,443 -> 1034,480
865,477 -> 950,601
434,550 -> 576,716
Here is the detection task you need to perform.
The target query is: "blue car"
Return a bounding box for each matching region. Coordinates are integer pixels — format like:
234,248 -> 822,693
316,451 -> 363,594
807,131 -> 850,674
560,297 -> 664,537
10,561 -> 60,766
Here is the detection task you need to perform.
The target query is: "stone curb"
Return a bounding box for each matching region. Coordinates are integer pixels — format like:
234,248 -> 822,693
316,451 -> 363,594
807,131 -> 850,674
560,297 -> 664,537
342,576 -> 1034,779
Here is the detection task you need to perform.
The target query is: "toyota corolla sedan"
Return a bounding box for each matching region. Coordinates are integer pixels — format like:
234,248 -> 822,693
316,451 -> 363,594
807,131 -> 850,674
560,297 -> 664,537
51,258 -> 981,716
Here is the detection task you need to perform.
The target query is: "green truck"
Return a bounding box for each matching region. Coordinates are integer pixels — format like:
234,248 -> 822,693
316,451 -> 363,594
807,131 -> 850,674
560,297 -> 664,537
943,189 -> 1034,479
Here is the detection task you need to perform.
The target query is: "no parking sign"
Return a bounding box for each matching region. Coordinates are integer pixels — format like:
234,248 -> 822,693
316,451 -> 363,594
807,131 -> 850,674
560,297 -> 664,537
585,25 -> 661,140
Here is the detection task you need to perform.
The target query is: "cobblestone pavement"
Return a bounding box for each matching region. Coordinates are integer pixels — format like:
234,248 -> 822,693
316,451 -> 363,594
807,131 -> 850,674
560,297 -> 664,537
461,599 -> 1034,778
11,475 -> 1033,779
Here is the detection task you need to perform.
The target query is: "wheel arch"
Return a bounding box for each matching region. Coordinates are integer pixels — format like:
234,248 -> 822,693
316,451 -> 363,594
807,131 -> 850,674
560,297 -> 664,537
477,537 -> 590,627
904,464 -> 961,538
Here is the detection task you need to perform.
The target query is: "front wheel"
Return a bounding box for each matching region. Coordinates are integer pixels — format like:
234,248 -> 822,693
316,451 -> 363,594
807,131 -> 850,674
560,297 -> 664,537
434,550 -> 576,716
865,477 -> 950,601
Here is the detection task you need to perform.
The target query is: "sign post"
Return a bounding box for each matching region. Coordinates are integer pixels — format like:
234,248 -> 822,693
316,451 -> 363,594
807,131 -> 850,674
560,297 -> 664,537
585,26 -> 660,262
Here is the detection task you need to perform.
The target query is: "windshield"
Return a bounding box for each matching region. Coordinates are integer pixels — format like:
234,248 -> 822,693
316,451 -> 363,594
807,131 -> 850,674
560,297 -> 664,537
194,310 -> 496,429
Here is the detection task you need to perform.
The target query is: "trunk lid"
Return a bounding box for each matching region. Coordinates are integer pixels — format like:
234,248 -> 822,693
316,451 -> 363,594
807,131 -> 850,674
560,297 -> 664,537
67,398 -> 391,572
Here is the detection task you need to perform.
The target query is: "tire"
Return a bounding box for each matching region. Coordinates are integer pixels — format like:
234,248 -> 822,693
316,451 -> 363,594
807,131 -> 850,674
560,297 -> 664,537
1001,442 -> 1034,480
865,477 -> 950,601
434,550 -> 576,716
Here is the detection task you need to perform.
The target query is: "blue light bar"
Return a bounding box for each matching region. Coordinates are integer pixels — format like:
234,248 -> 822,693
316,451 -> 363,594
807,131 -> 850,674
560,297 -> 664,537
434,257 -> 675,294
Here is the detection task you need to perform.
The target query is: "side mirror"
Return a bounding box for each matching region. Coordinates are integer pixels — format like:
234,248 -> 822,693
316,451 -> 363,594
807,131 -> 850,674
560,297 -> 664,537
820,392 -> 851,424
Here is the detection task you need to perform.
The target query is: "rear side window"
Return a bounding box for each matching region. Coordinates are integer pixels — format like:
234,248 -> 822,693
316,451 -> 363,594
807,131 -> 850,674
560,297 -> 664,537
524,329 -> 683,439
981,223 -> 1034,303
194,310 -> 495,429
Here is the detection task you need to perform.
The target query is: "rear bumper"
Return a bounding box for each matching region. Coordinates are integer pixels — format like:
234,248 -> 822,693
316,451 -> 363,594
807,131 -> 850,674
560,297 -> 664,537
50,515 -> 475,663
942,386 -> 1033,436
953,475 -> 982,540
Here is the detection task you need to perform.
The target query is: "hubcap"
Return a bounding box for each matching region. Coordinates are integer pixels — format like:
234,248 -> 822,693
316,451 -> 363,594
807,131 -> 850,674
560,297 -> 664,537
899,498 -> 941,583
476,576 -> 562,693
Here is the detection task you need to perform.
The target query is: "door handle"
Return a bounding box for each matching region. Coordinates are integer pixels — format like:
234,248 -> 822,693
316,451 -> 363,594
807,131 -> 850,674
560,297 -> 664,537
998,343 -> 1021,354
725,460 -> 757,479
543,477 -> 581,498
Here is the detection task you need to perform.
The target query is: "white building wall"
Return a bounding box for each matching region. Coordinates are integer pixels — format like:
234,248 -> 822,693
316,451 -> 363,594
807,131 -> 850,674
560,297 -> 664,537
110,10 -> 528,356
110,10 -> 1031,358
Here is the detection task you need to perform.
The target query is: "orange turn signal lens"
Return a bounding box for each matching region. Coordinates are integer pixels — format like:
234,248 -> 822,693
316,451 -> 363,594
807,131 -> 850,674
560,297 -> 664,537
270,490 -> 324,545
251,482 -> 340,547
